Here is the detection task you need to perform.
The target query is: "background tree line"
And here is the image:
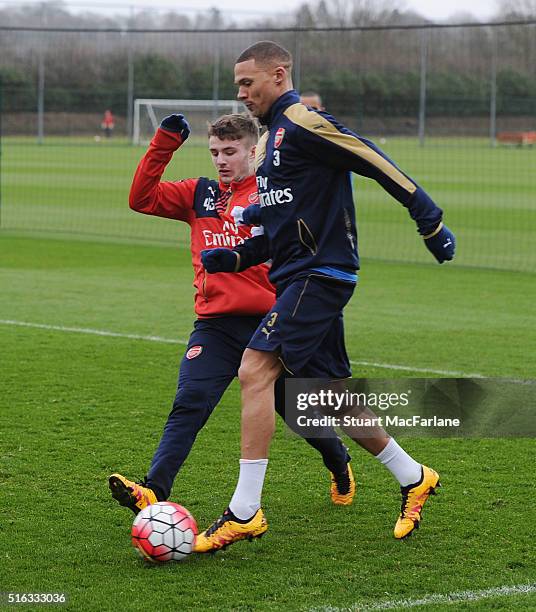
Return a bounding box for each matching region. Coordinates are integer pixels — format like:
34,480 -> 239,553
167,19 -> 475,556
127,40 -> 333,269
0,0 -> 535,127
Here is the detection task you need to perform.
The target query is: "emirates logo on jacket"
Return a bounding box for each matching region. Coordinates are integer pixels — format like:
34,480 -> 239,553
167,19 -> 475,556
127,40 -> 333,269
202,220 -> 245,248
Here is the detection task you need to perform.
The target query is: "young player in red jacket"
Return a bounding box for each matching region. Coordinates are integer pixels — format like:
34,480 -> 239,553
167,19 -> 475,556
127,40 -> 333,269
108,113 -> 354,514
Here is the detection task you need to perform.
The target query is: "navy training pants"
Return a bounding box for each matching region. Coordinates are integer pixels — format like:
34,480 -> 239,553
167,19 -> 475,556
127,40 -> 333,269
146,316 -> 349,500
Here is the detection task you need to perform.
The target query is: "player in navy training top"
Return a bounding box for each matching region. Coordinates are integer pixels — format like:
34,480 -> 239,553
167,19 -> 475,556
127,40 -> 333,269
195,41 -> 454,553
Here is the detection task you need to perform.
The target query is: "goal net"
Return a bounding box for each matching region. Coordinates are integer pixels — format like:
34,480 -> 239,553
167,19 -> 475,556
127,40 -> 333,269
133,99 -> 246,145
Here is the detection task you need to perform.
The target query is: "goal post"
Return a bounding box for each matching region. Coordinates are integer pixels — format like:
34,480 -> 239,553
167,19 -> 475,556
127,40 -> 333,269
132,99 -> 245,145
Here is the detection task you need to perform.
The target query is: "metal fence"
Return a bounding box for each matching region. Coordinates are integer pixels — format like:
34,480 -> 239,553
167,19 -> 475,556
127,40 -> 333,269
2,21 -> 536,140
1,21 -> 535,271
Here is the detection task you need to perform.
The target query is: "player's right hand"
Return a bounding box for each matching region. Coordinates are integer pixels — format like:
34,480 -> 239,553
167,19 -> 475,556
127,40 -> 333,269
243,204 -> 262,226
201,248 -> 238,273
424,223 -> 456,263
159,114 -> 190,142
231,204 -> 262,226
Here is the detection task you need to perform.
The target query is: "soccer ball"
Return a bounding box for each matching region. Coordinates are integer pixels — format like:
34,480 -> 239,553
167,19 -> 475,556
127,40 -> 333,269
131,502 -> 197,563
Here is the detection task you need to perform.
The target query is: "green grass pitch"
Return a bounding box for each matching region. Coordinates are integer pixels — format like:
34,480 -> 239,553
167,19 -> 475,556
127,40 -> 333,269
2,137 -> 536,272
1,138 -> 535,610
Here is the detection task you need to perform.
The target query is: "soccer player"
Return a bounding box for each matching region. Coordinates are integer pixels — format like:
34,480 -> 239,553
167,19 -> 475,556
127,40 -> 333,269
194,41 -> 455,552
108,112 -> 354,515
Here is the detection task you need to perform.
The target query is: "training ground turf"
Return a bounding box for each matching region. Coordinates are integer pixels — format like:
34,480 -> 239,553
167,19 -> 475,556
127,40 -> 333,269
1,138 -> 535,610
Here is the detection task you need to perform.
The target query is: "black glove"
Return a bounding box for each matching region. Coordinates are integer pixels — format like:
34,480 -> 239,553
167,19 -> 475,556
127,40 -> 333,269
160,114 -> 190,142
424,223 -> 456,264
201,248 -> 238,273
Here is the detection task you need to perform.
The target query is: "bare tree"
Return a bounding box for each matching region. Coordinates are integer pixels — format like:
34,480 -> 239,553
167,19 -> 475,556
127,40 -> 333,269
497,0 -> 536,17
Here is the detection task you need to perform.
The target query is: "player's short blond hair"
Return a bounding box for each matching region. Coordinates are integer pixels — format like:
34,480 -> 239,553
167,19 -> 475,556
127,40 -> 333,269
208,114 -> 259,144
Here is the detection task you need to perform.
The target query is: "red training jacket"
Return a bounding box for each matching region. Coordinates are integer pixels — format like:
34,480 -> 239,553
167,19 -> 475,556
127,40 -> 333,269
129,127 -> 275,318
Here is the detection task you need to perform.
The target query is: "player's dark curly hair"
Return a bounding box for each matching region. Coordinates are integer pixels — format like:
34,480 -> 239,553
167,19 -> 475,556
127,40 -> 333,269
208,114 -> 259,143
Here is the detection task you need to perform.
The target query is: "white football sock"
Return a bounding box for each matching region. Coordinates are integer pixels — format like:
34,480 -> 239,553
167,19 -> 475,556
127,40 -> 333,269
229,459 -> 268,520
375,438 -> 422,487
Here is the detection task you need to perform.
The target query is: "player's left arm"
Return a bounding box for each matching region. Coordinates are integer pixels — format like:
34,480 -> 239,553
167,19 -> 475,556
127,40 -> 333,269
129,115 -> 196,223
286,106 -> 455,263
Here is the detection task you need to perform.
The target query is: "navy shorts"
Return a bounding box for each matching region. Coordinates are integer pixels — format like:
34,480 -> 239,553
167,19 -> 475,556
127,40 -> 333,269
247,272 -> 355,378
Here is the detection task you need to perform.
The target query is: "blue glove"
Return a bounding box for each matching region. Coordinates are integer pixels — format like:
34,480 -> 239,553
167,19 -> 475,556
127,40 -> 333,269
231,204 -> 262,226
201,248 -> 238,273
424,223 -> 456,263
242,204 -> 262,226
160,114 -> 190,142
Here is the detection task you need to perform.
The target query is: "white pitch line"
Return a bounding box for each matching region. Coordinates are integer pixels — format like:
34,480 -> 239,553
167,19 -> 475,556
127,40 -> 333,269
313,583 -> 536,611
349,359 -> 484,378
0,318 -> 481,377
0,319 -> 187,346
361,582 -> 536,610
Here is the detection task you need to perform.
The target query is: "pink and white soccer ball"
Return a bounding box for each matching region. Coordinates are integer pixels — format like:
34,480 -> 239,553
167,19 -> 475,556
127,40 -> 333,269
131,502 -> 197,562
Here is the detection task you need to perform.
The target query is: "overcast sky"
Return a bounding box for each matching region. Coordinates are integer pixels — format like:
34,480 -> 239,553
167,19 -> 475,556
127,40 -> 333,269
405,0 -> 499,20
1,0 -> 502,21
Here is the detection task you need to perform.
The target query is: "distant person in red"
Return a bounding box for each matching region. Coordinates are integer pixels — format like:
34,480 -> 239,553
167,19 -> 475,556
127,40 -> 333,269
101,110 -> 115,138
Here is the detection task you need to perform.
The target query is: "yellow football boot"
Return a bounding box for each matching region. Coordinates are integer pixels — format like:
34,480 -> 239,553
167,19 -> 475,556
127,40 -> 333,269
193,507 -> 268,553
394,465 -> 440,539
108,473 -> 157,515
330,463 -> 356,505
